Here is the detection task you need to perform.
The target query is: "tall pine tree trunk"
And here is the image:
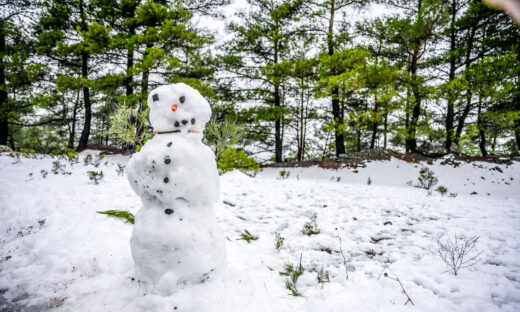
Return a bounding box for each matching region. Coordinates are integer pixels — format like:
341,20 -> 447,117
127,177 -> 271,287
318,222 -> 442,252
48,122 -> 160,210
328,0 -> 345,157
76,0 -> 92,151
274,83 -> 282,163
454,24 -> 477,146
76,51 -> 92,151
0,21 -> 8,146
407,48 -> 421,153
68,90 -> 80,148
370,99 -> 379,149
445,0 -> 457,152
273,40 -> 282,163
477,97 -> 487,156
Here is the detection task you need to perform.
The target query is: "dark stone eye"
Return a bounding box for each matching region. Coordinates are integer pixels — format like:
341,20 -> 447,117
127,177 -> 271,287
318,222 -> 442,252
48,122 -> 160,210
152,94 -> 159,102
174,121 -> 180,127
191,118 -> 195,125
165,209 -> 173,215
164,177 -> 169,183
179,95 -> 185,103
164,156 -> 171,164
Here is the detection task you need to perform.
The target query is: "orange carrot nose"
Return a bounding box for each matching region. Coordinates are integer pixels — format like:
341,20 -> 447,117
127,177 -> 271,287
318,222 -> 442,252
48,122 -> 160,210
171,104 -> 178,112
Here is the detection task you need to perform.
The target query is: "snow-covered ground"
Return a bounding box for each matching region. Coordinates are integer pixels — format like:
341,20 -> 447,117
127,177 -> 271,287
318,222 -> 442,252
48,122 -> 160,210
1,152 -> 519,311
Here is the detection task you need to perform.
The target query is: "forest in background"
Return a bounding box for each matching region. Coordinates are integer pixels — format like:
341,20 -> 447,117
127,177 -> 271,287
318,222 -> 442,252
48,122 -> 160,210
1,0 -> 519,164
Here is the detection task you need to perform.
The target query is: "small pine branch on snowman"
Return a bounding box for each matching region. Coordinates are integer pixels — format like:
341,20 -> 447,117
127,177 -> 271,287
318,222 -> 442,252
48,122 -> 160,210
239,229 -> 259,243
205,116 -> 245,161
97,210 -> 135,224
108,105 -> 152,150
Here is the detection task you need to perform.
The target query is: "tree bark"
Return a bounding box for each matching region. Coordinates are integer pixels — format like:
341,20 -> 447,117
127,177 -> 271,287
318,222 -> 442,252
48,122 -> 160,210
0,21 -> 8,146
445,0 -> 457,152
76,50 -> 92,151
370,99 -> 379,149
514,120 -> 520,154
383,111 -> 388,149
477,97 -> 487,156
407,48 -> 421,153
76,0 -> 91,151
68,90 -> 80,148
453,22 -> 477,145
274,83 -> 282,163
328,0 -> 345,157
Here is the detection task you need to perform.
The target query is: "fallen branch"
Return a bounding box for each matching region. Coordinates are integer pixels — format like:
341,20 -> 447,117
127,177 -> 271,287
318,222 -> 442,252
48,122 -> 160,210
384,273 -> 414,306
335,228 -> 348,280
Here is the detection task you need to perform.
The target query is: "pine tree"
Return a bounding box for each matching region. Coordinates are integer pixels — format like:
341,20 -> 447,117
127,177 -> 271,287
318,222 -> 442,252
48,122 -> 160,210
223,0 -> 304,163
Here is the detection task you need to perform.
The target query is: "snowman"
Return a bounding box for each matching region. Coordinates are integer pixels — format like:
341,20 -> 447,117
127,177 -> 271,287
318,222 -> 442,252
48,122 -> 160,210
125,83 -> 225,295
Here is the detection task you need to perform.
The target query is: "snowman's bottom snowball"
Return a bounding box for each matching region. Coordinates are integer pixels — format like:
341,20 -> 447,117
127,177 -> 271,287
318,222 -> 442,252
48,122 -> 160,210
130,198 -> 226,295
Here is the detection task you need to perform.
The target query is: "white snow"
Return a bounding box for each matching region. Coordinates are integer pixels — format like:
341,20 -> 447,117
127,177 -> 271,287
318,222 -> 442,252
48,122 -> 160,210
1,152 -> 519,311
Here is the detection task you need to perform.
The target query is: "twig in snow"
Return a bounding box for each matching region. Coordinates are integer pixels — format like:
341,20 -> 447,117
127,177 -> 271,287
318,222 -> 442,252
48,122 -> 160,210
335,227 -> 348,280
384,273 -> 414,306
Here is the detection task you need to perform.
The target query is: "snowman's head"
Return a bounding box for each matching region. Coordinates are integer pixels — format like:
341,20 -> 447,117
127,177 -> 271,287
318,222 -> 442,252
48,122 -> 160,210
147,83 -> 211,133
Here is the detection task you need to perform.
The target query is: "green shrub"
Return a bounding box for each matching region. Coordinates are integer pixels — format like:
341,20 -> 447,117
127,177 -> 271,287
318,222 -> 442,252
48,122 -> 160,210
310,266 -> 330,283
302,215 -> 320,236
275,232 -> 285,249
217,148 -> 259,174
436,185 -> 448,196
87,170 -> 104,184
417,167 -> 438,190
116,164 -> 125,176
239,229 -> 259,243
278,169 -> 290,180
279,256 -> 304,296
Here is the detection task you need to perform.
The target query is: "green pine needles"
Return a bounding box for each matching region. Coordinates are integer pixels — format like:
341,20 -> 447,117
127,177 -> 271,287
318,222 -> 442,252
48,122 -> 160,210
97,210 -> 135,224
239,229 -> 259,243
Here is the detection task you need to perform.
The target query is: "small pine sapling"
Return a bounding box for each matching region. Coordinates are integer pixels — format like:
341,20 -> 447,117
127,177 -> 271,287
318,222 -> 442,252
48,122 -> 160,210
239,229 -> 259,243
279,254 -> 304,296
116,164 -> 125,176
40,170 -> 48,178
275,232 -> 285,249
417,167 -> 438,190
302,214 -> 320,236
83,154 -> 93,166
436,185 -> 448,196
278,170 -> 290,180
367,177 -> 372,185
449,192 -> 458,198
87,171 -> 104,185
311,266 -> 330,283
